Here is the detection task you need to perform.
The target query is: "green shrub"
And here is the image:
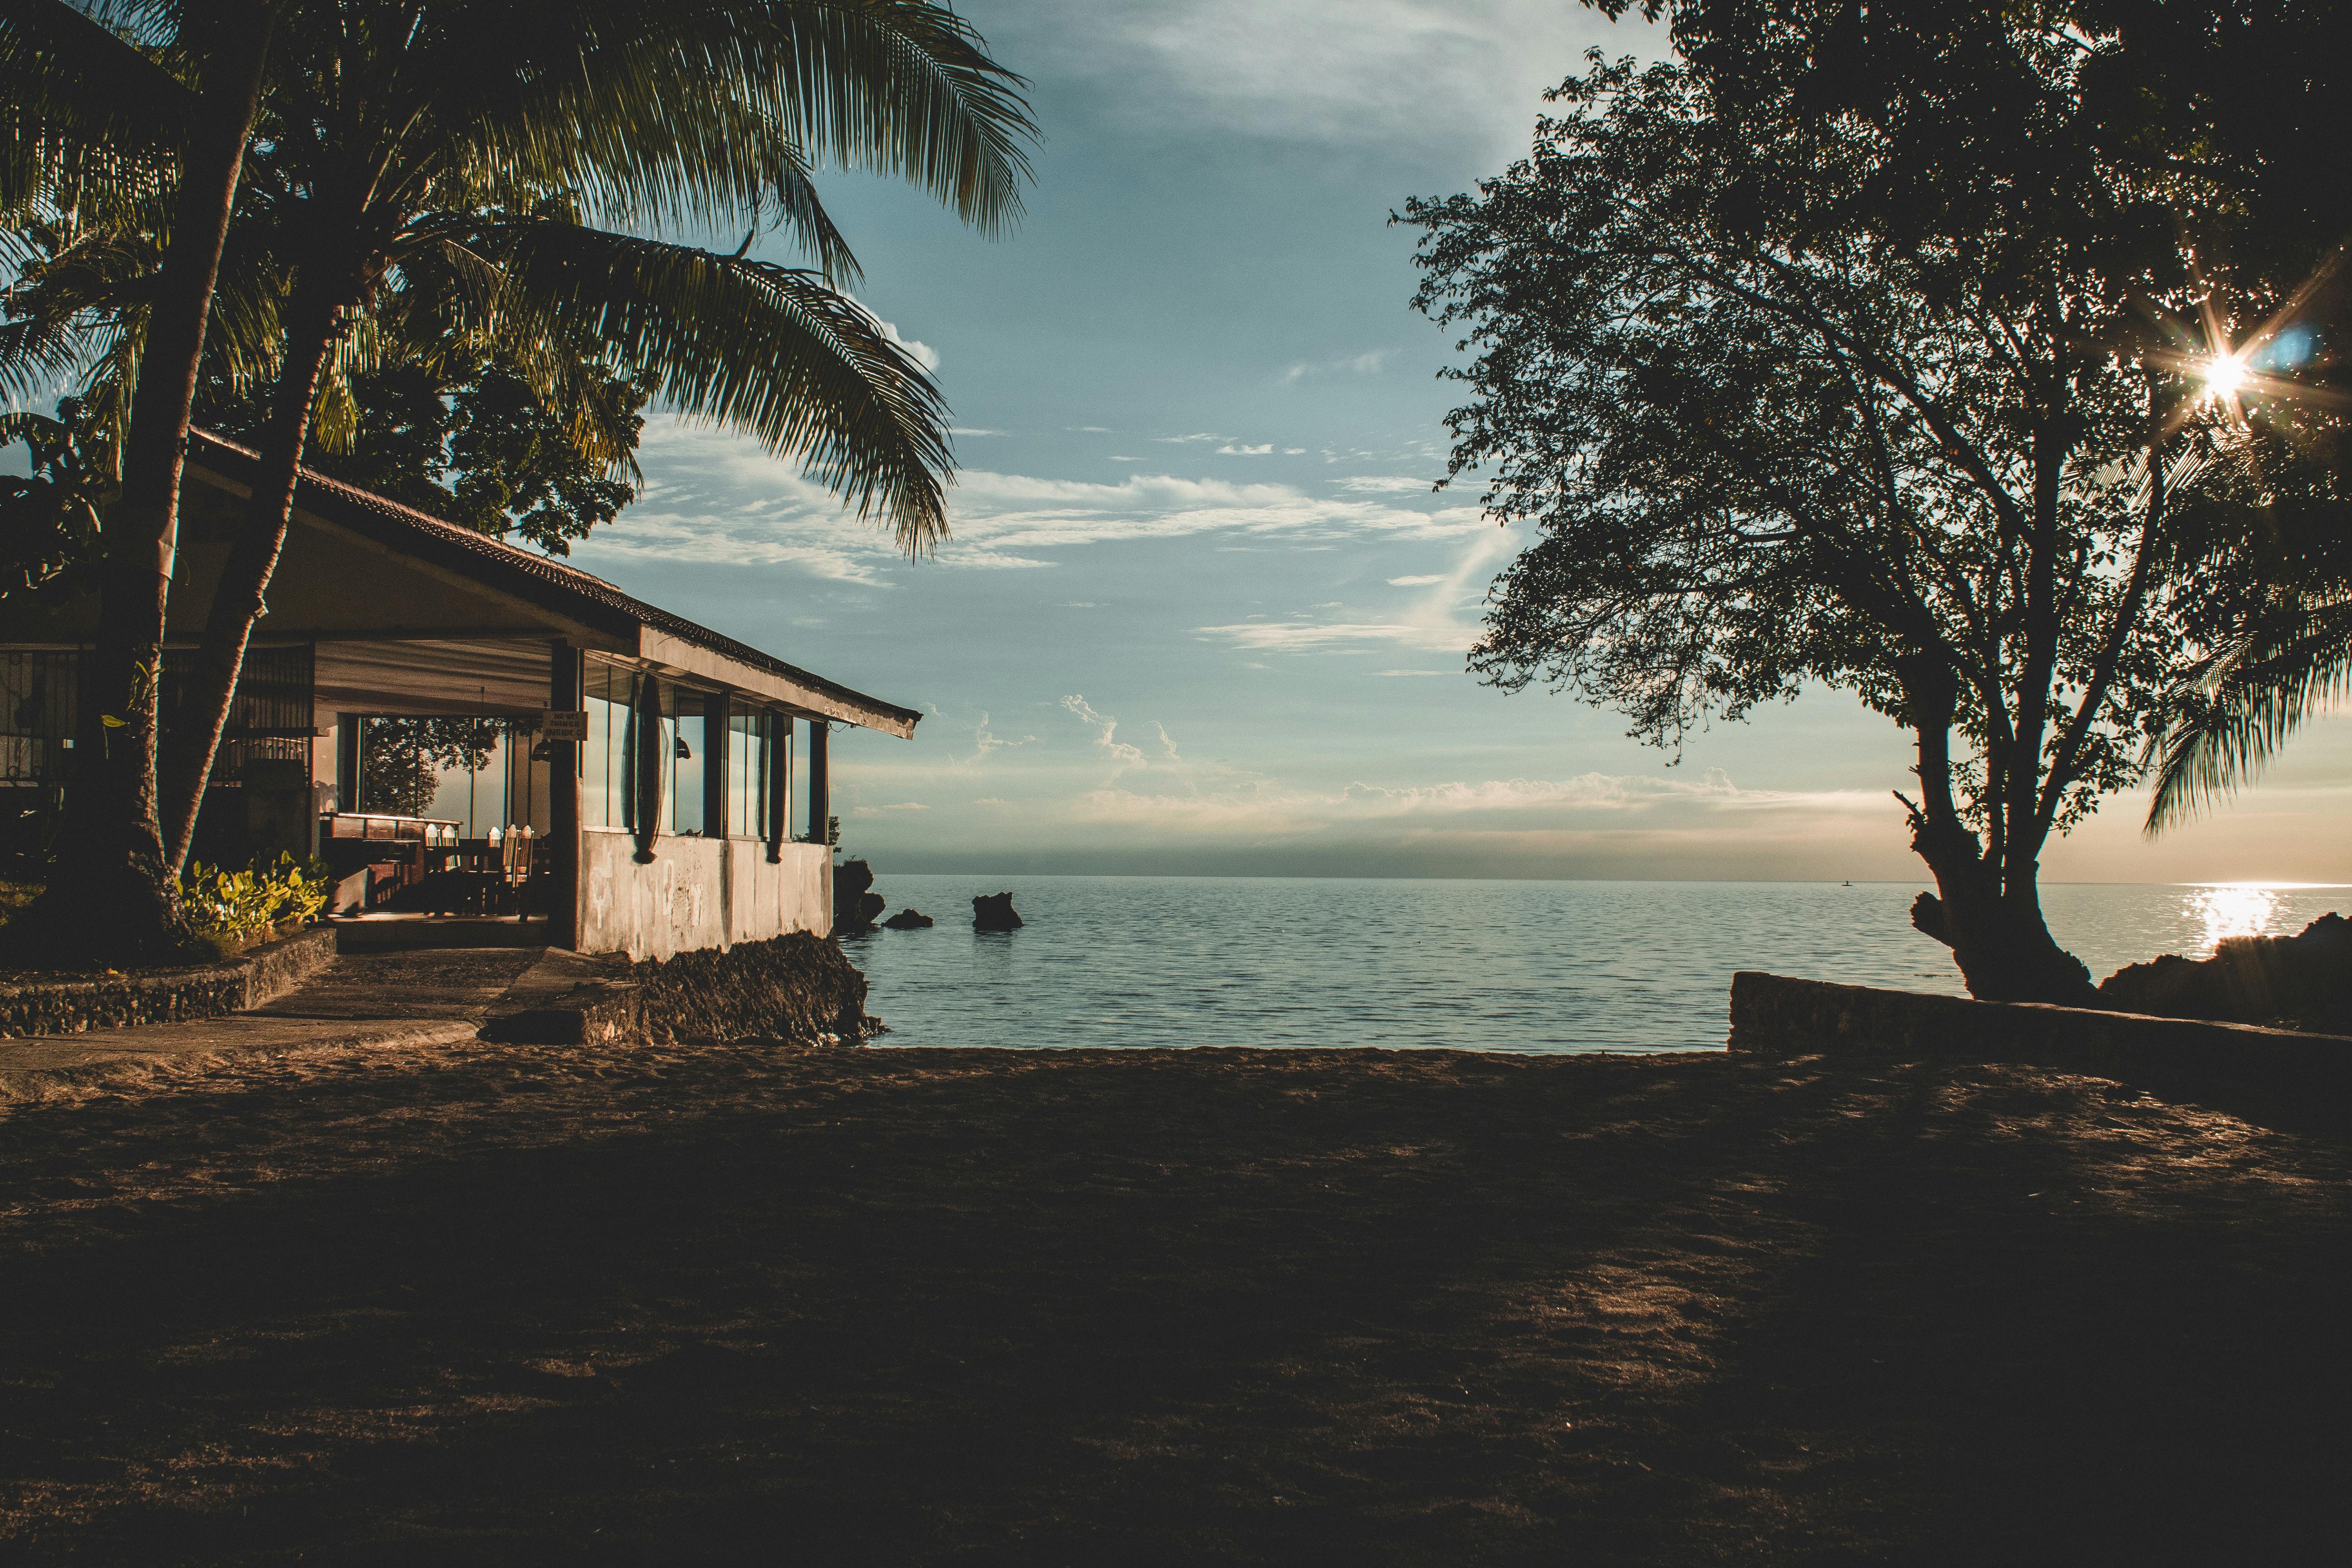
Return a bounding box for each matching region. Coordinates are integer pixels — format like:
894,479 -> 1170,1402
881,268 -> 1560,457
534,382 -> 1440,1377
180,853 -> 331,945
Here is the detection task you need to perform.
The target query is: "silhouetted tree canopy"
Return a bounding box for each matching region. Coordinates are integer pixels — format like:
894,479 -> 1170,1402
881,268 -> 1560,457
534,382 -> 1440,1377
1401,26 -> 2343,1002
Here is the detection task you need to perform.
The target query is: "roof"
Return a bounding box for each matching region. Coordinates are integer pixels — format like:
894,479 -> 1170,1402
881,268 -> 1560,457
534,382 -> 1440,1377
184,430 -> 920,739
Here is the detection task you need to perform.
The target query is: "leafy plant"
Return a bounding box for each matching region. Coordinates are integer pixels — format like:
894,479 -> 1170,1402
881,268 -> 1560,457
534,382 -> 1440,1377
179,851 -> 329,945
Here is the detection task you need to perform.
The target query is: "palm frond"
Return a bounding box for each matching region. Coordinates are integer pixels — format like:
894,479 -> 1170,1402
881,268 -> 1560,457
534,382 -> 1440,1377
431,0 -> 1031,247
2144,602 -> 2352,833
494,218 -> 950,551
0,0 -> 192,220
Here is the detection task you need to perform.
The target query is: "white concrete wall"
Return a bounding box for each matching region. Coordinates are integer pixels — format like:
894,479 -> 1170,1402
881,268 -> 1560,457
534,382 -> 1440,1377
578,829 -> 831,960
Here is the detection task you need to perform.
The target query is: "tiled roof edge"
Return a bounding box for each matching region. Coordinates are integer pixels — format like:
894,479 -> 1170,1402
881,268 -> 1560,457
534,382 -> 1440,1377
184,429 -> 922,732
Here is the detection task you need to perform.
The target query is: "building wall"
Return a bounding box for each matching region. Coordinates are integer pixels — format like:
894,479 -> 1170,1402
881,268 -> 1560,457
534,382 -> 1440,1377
578,829 -> 832,960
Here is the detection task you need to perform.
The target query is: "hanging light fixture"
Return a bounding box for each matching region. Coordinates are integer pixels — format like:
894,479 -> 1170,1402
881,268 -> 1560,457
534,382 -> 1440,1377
674,733 -> 692,760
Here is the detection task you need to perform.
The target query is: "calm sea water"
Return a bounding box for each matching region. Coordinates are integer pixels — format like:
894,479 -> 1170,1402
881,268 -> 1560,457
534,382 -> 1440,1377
840,877 -> 2352,1054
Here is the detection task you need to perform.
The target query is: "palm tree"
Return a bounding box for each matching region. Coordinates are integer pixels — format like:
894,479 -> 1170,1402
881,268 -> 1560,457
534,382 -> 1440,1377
2,0 -> 284,959
5,0 -> 1032,955
2144,415 -> 2352,835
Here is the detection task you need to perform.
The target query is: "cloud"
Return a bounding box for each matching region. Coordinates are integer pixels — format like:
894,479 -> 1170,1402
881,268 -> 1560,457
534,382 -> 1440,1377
1378,668 -> 1455,677
853,800 -> 933,815
1283,350 -> 1390,382
949,426 -> 1005,436
1060,693 -> 1148,777
1013,0 -> 1661,157
1197,618 -> 1462,653
1343,476 -> 1439,495
588,417 -> 1495,582
1154,431 -> 1222,444
951,712 -> 1037,770
1215,442 -> 1274,455
847,297 -> 939,371
1387,573 -> 1446,586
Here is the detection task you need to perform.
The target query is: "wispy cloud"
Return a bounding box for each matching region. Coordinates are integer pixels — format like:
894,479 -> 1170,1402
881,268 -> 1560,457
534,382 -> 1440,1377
1197,618 -> 1461,653
592,417 -> 1492,579
1195,525 -> 1517,657
1283,350 -> 1390,382
1216,442 -> 1274,455
1060,693 -> 1148,777
1342,476 -> 1438,495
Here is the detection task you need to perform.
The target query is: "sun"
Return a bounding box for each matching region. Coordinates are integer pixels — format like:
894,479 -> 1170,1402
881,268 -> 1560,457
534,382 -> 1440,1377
2198,352 -> 2250,402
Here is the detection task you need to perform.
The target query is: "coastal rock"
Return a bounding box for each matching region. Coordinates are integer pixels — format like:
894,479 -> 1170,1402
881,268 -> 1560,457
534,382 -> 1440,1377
883,908 -> 935,930
2098,912 -> 2352,1033
972,892 -> 1024,932
833,858 -> 887,934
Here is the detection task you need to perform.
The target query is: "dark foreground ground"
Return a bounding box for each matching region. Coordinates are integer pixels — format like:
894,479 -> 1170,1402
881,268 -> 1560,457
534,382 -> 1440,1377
1,1036 -> 2346,1565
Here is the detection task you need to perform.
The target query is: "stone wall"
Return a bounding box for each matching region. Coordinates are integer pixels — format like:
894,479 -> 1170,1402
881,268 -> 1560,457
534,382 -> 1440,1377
578,830 -> 830,960
0,926 -> 337,1039
627,932 -> 873,1044
1730,970 -> 2352,1124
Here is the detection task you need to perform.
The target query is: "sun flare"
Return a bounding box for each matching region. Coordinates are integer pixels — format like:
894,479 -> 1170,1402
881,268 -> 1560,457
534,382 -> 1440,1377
2198,353 -> 2250,402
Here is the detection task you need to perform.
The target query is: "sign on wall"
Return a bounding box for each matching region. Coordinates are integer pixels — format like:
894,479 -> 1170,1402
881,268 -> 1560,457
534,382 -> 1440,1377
539,709 -> 589,743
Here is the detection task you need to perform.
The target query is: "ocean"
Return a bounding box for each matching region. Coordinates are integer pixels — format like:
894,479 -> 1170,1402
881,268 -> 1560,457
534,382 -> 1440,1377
841,876 -> 2351,1054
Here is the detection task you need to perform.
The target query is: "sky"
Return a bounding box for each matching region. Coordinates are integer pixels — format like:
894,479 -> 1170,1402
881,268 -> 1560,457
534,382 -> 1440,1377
567,0 -> 2352,884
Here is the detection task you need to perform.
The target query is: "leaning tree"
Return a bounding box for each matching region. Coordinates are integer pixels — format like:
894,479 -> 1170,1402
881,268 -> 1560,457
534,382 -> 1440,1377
1403,48 -> 2303,1002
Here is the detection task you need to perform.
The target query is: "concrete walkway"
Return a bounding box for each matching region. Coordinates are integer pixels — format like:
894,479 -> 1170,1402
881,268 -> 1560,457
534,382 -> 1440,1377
0,947 -> 546,1100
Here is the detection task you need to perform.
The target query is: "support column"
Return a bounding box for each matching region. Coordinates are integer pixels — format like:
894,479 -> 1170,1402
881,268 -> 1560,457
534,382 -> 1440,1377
703,689 -> 730,837
807,720 -> 829,847
335,712 -> 360,814
548,641 -> 580,949
764,709 -> 788,862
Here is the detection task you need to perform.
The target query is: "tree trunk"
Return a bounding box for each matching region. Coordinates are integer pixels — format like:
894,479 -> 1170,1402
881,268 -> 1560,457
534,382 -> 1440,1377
24,13 -> 276,965
162,286 -> 343,877
1900,657 -> 2096,1006
1906,828 -> 2096,1005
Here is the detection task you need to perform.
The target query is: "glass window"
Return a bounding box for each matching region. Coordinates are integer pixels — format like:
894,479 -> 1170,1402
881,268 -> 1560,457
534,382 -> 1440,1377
667,710 -> 705,835
726,710 -> 770,839
584,660 -> 641,831
581,661 -> 617,829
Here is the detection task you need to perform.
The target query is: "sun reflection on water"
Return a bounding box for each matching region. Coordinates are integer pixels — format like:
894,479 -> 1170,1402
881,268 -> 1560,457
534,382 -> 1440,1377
2186,885 -> 2283,953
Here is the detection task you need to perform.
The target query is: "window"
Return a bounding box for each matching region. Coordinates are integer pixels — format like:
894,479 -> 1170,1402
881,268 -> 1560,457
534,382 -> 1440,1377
581,660 -> 626,829
577,662 -> 782,840
726,709 -> 781,839
667,702 -> 705,835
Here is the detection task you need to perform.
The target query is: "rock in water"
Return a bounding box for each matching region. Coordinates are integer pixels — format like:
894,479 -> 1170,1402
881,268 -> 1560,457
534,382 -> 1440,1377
882,908 -> 934,930
972,892 -> 1024,931
833,858 -> 887,934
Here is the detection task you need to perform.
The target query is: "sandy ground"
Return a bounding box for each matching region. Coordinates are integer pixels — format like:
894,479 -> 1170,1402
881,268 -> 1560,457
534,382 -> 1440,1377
0,1034 -> 2346,1565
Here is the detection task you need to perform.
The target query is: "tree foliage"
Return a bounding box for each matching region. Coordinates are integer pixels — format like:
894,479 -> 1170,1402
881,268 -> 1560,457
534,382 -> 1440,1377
1401,32 -> 2335,1000
0,399 -> 112,601
358,716 -> 504,819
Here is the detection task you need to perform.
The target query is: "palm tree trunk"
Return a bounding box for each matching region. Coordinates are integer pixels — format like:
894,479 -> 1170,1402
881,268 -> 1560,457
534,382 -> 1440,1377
28,11 -> 277,964
162,285 -> 343,877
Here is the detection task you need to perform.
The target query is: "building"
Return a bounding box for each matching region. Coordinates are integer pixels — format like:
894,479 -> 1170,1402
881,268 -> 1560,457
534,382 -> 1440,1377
0,431 -> 918,958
